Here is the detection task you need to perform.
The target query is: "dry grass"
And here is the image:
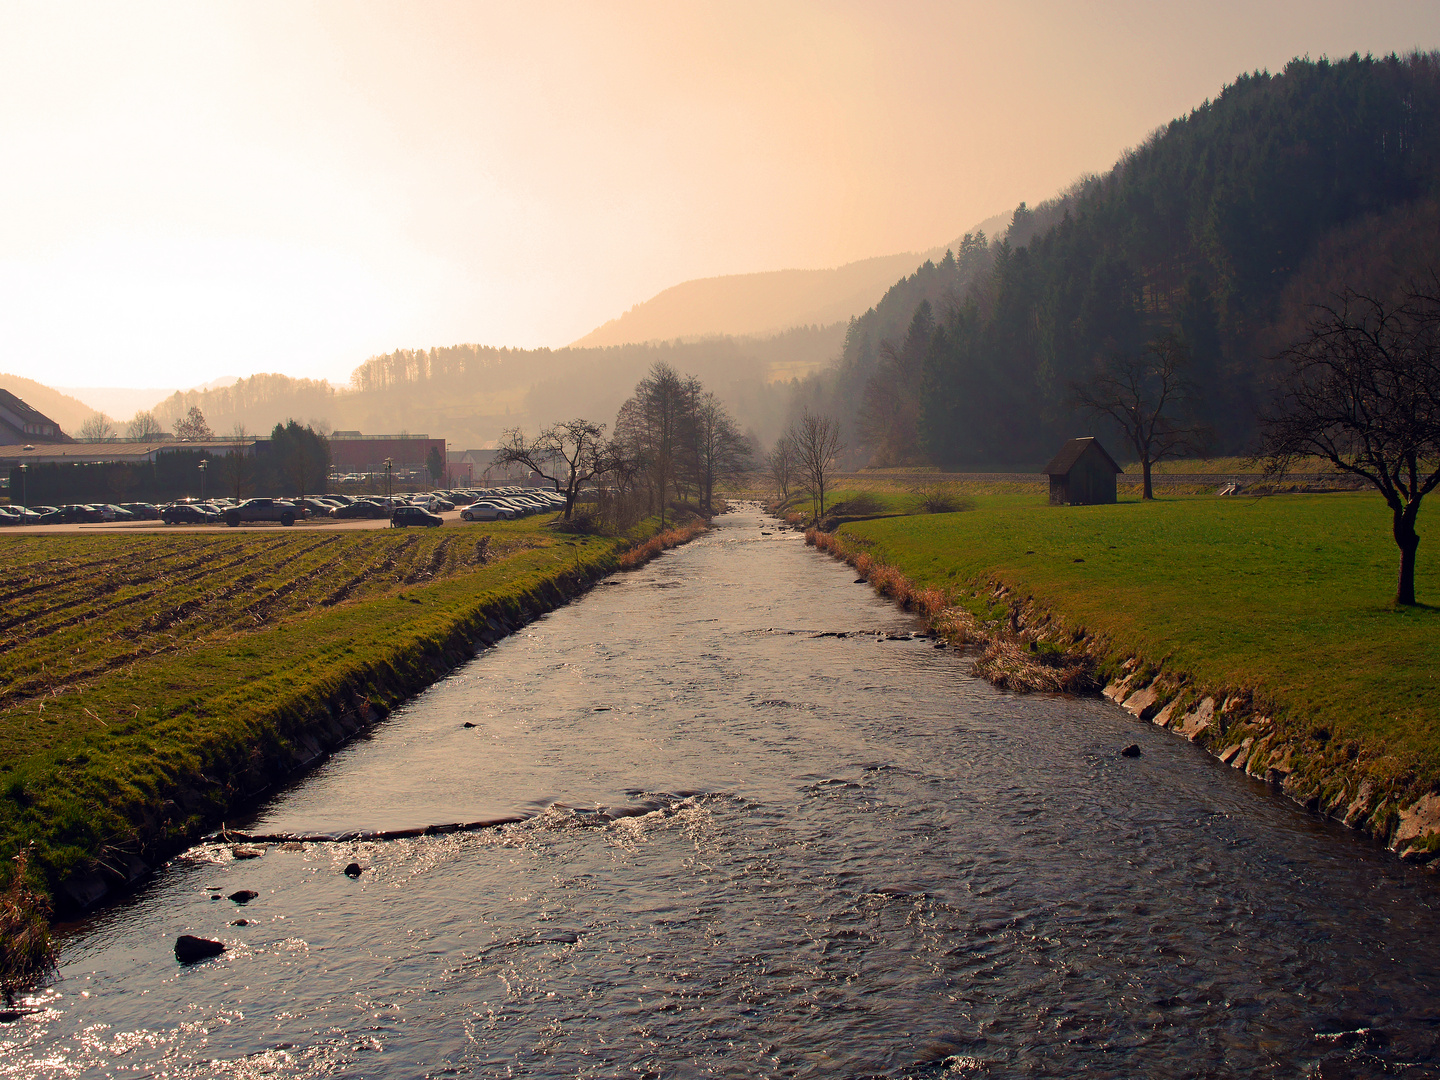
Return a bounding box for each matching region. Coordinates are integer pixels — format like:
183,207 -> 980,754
971,639 -> 1101,694
0,851 -> 55,995
807,524 -> 1096,693
618,517 -> 709,570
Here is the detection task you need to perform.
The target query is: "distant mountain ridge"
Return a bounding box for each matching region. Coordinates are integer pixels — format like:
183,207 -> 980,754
571,212 -> 1012,349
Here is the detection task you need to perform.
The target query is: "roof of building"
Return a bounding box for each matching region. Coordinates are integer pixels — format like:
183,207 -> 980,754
1043,436 -> 1122,477
0,439 -> 259,464
0,388 -> 69,442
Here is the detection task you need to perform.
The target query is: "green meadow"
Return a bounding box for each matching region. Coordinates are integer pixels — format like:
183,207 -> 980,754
841,491 -> 1440,786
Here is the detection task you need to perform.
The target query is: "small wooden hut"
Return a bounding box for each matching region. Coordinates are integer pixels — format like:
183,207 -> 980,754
1044,437 -> 1121,505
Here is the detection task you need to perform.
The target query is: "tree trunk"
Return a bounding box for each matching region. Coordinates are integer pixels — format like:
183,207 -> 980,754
1395,505 -> 1421,606
1141,456 -> 1154,500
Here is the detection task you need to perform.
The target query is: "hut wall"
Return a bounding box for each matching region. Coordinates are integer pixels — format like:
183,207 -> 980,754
1067,451 -> 1117,504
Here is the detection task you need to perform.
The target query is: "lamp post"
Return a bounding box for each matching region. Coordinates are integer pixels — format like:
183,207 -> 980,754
384,458 -> 393,503
198,458 -> 207,503
17,462 -> 26,508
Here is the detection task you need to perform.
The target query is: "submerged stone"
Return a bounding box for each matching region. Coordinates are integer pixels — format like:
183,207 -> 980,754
175,935 -> 225,964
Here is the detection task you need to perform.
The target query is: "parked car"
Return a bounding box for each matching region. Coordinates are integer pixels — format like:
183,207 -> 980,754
40,504 -> 102,524
294,498 -> 333,518
120,502 -> 162,520
333,499 -> 387,519
91,504 -> 137,522
223,498 -> 307,527
0,506 -> 26,526
391,505 -> 443,528
162,502 -> 217,525
462,501 -> 515,521
409,494 -> 454,513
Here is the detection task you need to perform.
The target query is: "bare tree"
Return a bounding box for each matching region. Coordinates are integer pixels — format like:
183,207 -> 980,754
766,434 -> 796,501
224,423 -> 253,502
1260,285 -> 1440,606
495,419 -> 610,519
78,412 -> 115,442
691,391 -> 750,514
1074,334 -> 1207,499
791,411 -> 843,521
173,406 -> 213,441
615,362 -> 688,527
126,410 -> 164,441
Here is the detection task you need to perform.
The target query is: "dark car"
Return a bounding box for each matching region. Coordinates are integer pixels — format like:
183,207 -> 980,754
294,498 -> 333,518
223,498 -> 307,527
391,505 -> 443,528
120,502 -> 162,520
41,504 -> 103,524
334,499 -> 387,519
162,503 -> 216,525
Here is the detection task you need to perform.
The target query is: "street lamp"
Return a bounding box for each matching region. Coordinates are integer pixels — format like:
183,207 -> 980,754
384,458 -> 393,503
17,462 -> 26,508
198,458 -> 207,502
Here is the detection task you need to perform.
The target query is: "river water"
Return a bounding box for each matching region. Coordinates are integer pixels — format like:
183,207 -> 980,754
7,505 -> 1440,1078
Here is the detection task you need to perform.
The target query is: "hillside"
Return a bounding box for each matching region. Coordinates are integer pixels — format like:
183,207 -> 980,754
572,254 -> 927,347
572,213 -> 1012,350
0,374 -> 98,437
806,52 -> 1440,467
143,324 -> 848,450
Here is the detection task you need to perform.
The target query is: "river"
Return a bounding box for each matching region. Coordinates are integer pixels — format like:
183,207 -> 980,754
7,504 -> 1440,1078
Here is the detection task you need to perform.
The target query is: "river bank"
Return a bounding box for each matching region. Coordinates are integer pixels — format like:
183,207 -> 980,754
19,503 -> 1440,1078
802,492 -> 1440,863
0,514 -> 708,933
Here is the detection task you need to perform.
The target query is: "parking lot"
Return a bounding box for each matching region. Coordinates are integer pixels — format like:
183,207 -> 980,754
0,488 -> 572,533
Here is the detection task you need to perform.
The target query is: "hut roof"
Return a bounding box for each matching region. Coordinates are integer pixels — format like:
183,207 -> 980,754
1043,437 -> 1122,477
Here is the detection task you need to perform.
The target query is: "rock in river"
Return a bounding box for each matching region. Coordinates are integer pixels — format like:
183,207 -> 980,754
344,862 -> 363,878
228,889 -> 259,903
175,935 -> 226,964
1120,744 -> 1142,758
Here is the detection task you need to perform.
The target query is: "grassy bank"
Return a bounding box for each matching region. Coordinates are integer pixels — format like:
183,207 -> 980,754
828,491 -> 1440,850
0,515 -> 699,924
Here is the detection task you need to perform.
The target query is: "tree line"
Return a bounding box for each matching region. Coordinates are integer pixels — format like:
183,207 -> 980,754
795,52 -> 1440,469
496,362 -> 755,529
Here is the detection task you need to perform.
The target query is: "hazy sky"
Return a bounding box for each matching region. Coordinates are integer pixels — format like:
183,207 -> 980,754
3,1 -> 1439,391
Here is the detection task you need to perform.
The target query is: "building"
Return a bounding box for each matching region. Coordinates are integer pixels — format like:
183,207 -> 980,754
1043,437 -> 1122,505
0,438 -> 261,505
328,432 -> 446,481
0,389 -> 70,443
0,438 -> 257,468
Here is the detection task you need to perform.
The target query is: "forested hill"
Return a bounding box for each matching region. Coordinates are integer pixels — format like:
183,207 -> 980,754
148,325 -> 846,450
814,52 -> 1440,468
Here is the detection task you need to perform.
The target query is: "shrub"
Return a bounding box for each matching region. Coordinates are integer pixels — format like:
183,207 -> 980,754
918,485 -> 976,514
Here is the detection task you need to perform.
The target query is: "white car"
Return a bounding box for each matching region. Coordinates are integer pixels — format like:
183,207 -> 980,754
462,501 -> 515,521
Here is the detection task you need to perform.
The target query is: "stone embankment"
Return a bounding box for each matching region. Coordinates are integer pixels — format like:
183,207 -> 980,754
804,525 -> 1440,867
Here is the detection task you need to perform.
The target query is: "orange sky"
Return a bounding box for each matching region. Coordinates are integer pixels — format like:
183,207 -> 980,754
2,0 -> 1438,389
